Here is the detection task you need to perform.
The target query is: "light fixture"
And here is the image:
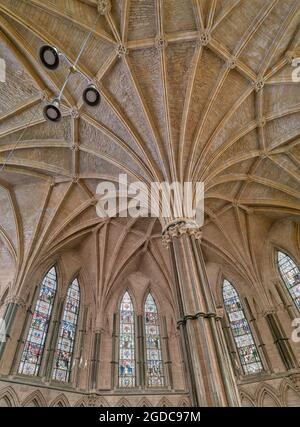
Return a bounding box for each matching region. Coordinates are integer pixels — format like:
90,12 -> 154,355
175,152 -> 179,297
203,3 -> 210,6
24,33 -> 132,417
39,45 -> 60,70
43,98 -> 61,122
82,84 -> 101,107
39,15 -> 102,122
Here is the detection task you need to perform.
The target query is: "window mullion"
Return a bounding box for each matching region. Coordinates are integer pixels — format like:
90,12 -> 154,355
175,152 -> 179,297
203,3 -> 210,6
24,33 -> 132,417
137,314 -> 144,388
45,297 -> 64,380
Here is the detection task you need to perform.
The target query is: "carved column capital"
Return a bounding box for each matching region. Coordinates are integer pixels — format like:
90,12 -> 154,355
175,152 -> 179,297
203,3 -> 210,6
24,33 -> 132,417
165,217 -> 241,406
5,295 -> 26,308
262,308 -> 277,317
162,220 -> 202,247
93,327 -> 104,335
216,307 -> 225,319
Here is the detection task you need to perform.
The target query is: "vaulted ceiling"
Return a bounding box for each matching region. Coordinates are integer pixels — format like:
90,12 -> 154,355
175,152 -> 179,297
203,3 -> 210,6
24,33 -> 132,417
0,0 -> 299,297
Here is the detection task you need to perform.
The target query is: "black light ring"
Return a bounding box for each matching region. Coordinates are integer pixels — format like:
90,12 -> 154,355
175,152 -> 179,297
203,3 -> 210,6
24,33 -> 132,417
39,45 -> 60,70
82,84 -> 101,107
43,99 -> 62,123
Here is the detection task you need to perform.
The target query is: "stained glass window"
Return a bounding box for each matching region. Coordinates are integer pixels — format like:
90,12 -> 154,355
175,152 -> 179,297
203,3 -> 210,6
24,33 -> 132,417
222,279 -> 263,375
52,278 -> 80,382
277,251 -> 300,311
144,293 -> 164,387
119,292 -> 136,387
18,266 -> 57,376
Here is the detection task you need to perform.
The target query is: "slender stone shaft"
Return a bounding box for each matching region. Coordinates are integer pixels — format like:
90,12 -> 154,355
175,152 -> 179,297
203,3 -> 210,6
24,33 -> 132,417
162,221 -> 241,407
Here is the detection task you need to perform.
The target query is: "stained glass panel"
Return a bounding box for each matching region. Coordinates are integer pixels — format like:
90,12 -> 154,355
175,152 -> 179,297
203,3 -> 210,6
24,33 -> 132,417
144,293 -> 164,387
223,279 -> 263,375
52,278 -> 80,382
18,266 -> 57,376
119,292 -> 135,387
277,251 -> 300,311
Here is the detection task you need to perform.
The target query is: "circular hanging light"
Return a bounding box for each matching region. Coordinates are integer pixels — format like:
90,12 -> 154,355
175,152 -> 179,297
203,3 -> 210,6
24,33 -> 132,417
39,45 -> 60,70
82,84 -> 101,107
43,98 -> 61,122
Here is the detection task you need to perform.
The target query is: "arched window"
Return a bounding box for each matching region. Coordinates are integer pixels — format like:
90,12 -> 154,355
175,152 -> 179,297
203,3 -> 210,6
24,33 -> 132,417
18,266 -> 57,376
222,279 -> 263,375
52,278 -> 80,382
277,251 -> 300,311
119,291 -> 136,387
144,293 -> 164,387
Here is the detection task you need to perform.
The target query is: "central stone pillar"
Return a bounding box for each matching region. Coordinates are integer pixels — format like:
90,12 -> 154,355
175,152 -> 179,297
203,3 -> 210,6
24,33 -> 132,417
162,220 -> 241,407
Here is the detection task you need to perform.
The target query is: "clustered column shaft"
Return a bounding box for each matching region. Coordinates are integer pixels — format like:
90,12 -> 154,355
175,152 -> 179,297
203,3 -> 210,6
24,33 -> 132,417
162,221 -> 241,407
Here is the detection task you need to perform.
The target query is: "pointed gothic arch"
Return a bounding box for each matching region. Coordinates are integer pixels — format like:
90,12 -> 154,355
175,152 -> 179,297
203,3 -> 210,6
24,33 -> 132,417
178,398 -> 190,407
98,397 -> 110,407
280,380 -> 300,407
256,384 -> 282,407
0,386 -> 19,407
116,397 -> 131,407
0,396 -> 11,407
240,391 -> 255,407
50,393 -> 70,407
22,390 -> 47,407
157,397 -> 172,407
74,397 -> 87,407
137,397 -> 152,407
261,391 -> 281,407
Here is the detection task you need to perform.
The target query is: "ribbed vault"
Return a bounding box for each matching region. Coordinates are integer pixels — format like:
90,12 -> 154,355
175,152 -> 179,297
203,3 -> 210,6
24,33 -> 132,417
0,0 -> 299,299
